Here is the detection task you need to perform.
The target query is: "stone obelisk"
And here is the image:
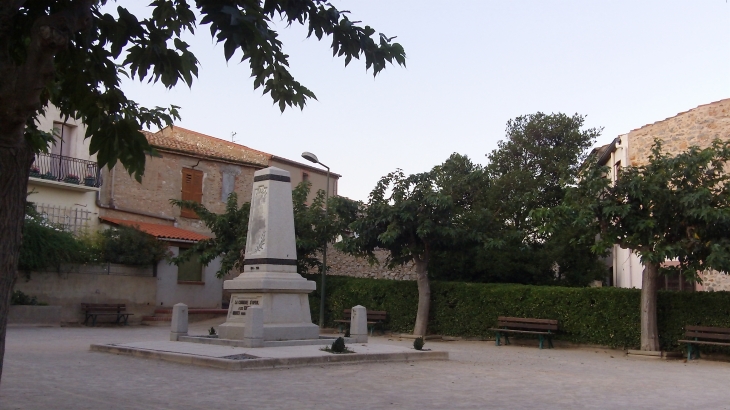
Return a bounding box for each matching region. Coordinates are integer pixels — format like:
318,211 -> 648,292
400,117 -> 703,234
217,167 -> 319,341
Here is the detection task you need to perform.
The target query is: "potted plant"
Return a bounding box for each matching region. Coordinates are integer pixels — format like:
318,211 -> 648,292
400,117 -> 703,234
41,171 -> 55,180
29,166 -> 41,178
84,174 -> 96,186
63,173 -> 80,184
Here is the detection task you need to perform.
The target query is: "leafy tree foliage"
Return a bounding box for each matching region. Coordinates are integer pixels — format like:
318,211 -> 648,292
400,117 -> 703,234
98,225 -> 169,266
0,0 -> 404,381
18,203 -> 89,275
19,203 -> 167,274
341,155 -> 478,336
171,184 -> 357,278
552,139 -> 730,350
293,182 -> 358,275
170,193 -> 250,278
429,113 -> 605,286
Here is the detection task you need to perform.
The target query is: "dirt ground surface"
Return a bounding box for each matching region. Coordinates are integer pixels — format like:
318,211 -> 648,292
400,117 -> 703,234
2,320 -> 730,409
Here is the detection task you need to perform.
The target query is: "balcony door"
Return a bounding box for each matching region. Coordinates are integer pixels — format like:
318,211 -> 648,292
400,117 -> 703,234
50,122 -> 76,179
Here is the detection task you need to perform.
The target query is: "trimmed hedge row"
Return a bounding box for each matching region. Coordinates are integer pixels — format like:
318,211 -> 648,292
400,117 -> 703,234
304,275 -> 730,351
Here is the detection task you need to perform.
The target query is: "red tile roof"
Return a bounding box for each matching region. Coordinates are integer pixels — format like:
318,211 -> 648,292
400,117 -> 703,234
99,217 -> 211,242
145,126 -> 271,166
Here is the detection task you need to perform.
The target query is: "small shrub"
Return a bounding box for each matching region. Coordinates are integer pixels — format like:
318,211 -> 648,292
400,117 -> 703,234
209,327 -> 217,336
413,337 -> 424,351
321,336 -> 354,354
19,206 -> 90,274
331,336 -> 346,353
11,290 -> 40,306
100,225 -> 169,266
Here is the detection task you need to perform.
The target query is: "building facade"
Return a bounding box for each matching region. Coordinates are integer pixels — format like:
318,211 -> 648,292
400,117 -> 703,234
28,105 -> 101,234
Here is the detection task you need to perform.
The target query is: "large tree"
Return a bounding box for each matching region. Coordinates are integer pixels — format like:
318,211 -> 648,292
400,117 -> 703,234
342,154 -> 479,336
430,113 -> 605,285
558,140 -> 730,351
0,0 -> 405,381
485,112 -> 603,284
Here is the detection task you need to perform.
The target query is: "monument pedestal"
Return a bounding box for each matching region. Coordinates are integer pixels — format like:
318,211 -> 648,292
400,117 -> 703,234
217,166 -> 321,343
217,272 -> 320,341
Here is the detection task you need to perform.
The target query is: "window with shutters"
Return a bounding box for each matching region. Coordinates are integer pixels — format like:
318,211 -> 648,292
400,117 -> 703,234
180,168 -> 203,219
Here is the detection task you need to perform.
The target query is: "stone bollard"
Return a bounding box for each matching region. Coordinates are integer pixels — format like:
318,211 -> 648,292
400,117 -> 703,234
170,303 -> 188,341
350,305 -> 368,343
243,306 -> 264,348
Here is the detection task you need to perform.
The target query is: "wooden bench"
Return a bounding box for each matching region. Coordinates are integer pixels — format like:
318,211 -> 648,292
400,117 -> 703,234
678,325 -> 730,360
333,309 -> 387,336
488,316 -> 559,349
82,303 -> 133,326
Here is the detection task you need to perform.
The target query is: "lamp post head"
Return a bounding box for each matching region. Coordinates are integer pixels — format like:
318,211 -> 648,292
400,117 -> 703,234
301,151 -> 319,164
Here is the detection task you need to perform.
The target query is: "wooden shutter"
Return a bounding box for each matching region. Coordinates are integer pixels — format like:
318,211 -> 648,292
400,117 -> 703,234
180,168 -> 203,218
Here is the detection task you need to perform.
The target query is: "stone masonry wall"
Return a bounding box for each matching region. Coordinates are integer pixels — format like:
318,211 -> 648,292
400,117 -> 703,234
699,270 -> 730,292
100,150 -> 258,235
628,99 -> 730,166
325,245 -> 417,281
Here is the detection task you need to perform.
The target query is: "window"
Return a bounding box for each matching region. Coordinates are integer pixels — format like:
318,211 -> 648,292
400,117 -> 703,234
221,171 -> 236,201
181,168 -> 203,218
51,122 -> 75,157
662,273 -> 694,292
302,172 -> 309,182
177,249 -> 203,282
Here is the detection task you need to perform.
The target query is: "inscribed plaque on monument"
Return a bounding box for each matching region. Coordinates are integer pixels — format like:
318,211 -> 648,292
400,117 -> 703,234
227,295 -> 263,320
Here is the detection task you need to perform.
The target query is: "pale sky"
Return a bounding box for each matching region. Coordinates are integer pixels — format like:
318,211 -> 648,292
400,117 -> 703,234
114,1 -> 730,201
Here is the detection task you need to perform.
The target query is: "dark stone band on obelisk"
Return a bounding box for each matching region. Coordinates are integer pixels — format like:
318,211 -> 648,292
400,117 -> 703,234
243,258 -> 298,266
254,174 -> 291,183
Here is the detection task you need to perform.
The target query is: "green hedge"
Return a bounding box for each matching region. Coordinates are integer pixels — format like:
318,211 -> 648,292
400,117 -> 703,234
304,275 -> 730,351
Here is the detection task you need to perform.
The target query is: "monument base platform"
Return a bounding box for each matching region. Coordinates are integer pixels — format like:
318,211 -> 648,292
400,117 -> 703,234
220,273 -> 319,342
217,321 -> 320,341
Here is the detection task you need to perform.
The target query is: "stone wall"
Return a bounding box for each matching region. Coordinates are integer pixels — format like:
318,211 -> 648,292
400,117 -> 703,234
325,245 -> 417,281
699,270 -> 730,292
99,150 -> 258,235
628,99 -> 730,166
14,268 -> 157,324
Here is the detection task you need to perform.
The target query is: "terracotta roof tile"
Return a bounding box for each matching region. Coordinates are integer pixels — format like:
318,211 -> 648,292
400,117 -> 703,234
100,217 -> 211,242
145,126 -> 271,166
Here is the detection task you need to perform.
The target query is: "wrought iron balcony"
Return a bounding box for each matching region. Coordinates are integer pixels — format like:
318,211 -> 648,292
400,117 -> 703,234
30,152 -> 102,188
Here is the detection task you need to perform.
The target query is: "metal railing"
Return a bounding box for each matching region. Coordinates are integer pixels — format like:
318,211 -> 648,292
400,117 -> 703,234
30,152 -> 102,188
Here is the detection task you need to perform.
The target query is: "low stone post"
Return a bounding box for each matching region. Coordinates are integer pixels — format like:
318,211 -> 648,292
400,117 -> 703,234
243,306 -> 264,348
350,305 -> 368,343
170,303 -> 188,341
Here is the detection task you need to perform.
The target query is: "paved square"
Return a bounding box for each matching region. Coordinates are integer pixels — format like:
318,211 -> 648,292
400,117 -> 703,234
2,321 -> 730,409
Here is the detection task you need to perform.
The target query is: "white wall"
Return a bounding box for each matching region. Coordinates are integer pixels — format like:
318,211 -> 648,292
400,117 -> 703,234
35,105 -> 94,161
605,134 -> 645,289
155,246 -> 223,308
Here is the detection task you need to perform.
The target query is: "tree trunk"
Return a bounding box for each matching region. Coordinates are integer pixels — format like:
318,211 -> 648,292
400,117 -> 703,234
413,256 -> 430,337
640,262 -> 660,351
0,140 -> 34,383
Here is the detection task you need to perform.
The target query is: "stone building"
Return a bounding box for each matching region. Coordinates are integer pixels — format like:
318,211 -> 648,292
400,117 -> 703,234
595,98 -> 730,291
99,126 -> 340,235
97,125 -> 343,310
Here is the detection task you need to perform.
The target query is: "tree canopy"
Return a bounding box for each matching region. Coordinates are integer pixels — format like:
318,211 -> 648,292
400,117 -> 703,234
341,154 -> 479,335
429,113 -> 605,286
0,0 -> 405,383
552,139 -> 730,350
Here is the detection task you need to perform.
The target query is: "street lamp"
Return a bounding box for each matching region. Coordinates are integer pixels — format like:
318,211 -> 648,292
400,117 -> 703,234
301,151 -> 330,330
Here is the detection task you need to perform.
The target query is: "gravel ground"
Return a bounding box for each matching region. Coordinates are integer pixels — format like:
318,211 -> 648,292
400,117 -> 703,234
1,321 -> 730,410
